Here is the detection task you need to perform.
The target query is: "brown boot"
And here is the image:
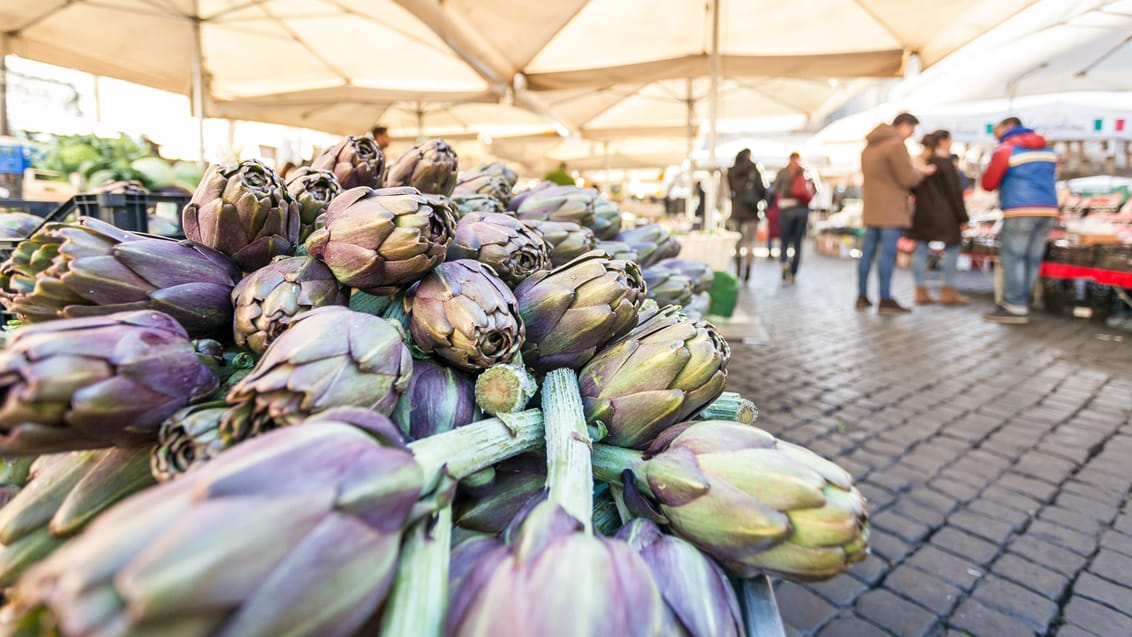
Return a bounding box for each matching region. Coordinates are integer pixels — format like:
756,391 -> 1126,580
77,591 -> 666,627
939,286 -> 970,305
915,286 -> 937,305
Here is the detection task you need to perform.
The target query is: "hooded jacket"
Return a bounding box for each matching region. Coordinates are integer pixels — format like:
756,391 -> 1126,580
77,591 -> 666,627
860,124 -> 924,228
980,126 -> 1058,218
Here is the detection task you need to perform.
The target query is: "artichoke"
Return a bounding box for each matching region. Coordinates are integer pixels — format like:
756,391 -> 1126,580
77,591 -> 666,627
0,311 -> 219,455
0,446 -> 155,586
508,181 -> 553,210
383,138 -> 459,196
3,411 -> 423,637
523,219 -> 597,267
445,501 -> 667,637
462,161 -> 518,187
391,358 -> 477,441
615,224 -> 681,268
222,306 -> 413,444
452,194 -> 507,219
514,251 -> 645,374
595,240 -> 639,262
590,199 -> 623,240
453,173 -> 513,207
616,519 -> 745,637
231,256 -> 347,354
311,134 -> 386,189
511,185 -> 597,229
642,265 -> 694,308
685,292 -> 711,321
0,217 -> 241,337
182,159 -> 301,271
446,212 -> 551,288
285,167 -> 342,238
578,306 -> 729,449
595,420 -> 869,581
650,258 -> 715,294
0,213 -> 45,239
405,260 -> 524,373
150,402 -> 228,482
453,451 -> 546,534
305,186 -> 455,295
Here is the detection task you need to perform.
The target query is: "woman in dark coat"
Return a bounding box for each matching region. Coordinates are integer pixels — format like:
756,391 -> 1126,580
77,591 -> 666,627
726,149 -> 766,281
909,131 -> 970,305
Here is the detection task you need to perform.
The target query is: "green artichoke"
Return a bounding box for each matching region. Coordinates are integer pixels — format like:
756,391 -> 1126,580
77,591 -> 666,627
285,167 -> 342,239
405,260 -> 524,373
452,193 -> 507,219
595,239 -> 639,262
383,138 -> 459,196
150,402 -> 228,482
522,219 -> 597,267
0,217 -> 242,337
222,306 -> 413,445
642,264 -> 694,308
0,214 -> 44,240
616,518 -> 744,637
391,358 -> 476,441
0,311 -> 219,455
305,186 -> 455,295
462,161 -> 518,187
514,250 -> 645,374
182,159 -> 301,271
0,446 -> 155,586
231,256 -> 347,355
591,199 -> 623,240
578,306 -> 729,449
445,501 -> 667,637
453,173 -> 513,207
446,212 -> 551,288
650,258 -> 715,294
615,224 -> 681,268
3,411 -> 423,637
511,185 -> 597,229
595,420 -> 869,581
311,134 -> 386,189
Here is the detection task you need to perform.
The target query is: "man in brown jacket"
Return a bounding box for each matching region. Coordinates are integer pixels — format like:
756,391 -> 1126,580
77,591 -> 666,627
857,112 -> 935,314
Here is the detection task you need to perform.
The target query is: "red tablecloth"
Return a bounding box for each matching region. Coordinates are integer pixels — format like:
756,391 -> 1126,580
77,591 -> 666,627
1040,262 -> 1132,288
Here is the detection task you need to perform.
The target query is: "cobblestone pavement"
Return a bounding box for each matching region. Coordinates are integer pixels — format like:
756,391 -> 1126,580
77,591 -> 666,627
722,252 -> 1132,637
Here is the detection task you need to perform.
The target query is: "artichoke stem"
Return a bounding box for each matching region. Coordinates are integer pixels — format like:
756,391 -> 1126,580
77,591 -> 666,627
379,506 -> 452,637
590,444 -> 651,497
408,409 -> 544,492
699,392 -> 759,424
541,369 -> 594,533
475,363 -> 537,416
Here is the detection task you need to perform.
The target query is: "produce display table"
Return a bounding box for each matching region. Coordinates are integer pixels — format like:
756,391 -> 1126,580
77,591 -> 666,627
1039,262 -> 1132,288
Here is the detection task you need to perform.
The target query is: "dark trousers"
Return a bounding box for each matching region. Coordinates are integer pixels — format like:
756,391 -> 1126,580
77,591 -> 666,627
779,206 -> 809,275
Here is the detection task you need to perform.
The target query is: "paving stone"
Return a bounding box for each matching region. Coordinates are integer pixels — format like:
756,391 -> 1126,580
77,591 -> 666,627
1011,452 -> 1078,483
998,473 -> 1061,502
1055,492 -> 1121,523
905,545 -> 985,591
776,581 -> 840,633
891,499 -> 948,529
929,476 -> 982,502
1062,597 -> 1132,636
979,484 -> 1044,514
948,598 -> 1037,637
947,510 -> 1016,544
1027,519 -> 1099,555
814,617 -> 893,637
1008,535 -> 1088,577
869,528 -> 913,563
850,554 -> 890,585
1061,478 -> 1127,506
1074,571 -> 1132,613
965,498 -> 1033,531
806,575 -> 870,608
1099,529 -> 1132,557
873,510 -> 932,543
1053,624 -> 1104,637
857,482 -> 897,510
931,527 -> 1000,566
906,487 -> 959,515
855,588 -> 939,637
990,553 -> 1071,600
1087,548 -> 1132,587
971,574 -> 1059,633
883,564 -> 962,616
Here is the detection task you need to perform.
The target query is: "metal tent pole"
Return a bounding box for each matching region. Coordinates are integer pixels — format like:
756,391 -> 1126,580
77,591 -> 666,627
191,13 -> 206,163
705,0 -> 721,231
685,77 -> 695,222
0,34 -> 9,137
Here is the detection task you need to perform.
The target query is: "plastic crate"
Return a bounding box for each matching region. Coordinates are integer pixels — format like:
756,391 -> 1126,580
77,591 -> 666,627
1095,245 -> 1132,273
73,192 -> 148,232
0,146 -> 29,175
1046,243 -> 1098,267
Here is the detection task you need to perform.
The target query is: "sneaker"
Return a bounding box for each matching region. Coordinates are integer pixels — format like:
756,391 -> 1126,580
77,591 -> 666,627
877,298 -> 912,315
780,262 -> 790,281
855,295 -> 872,309
982,305 -> 1029,325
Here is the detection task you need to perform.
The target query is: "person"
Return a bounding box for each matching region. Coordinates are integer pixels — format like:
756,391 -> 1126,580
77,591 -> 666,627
909,132 -> 970,305
935,130 -> 972,193
979,116 -> 1058,324
858,112 -> 935,315
694,181 -> 706,224
772,152 -> 816,283
726,148 -> 767,281
370,126 -> 391,150
544,162 -> 575,186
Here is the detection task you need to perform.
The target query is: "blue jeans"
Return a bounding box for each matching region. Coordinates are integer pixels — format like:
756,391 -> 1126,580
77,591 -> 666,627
858,227 -> 904,299
999,216 -> 1055,313
779,207 -> 809,274
913,242 -> 961,287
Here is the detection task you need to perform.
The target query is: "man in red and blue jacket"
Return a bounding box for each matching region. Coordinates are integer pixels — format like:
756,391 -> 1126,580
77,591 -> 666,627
980,117 -> 1058,324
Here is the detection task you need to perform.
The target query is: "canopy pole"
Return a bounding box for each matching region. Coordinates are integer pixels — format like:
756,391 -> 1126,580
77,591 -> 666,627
685,77 -> 695,222
0,34 -> 9,137
191,13 -> 206,164
705,0 -> 721,231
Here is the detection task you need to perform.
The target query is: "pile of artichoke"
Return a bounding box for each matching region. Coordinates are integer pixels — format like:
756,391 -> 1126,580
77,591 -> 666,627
0,134 -> 868,637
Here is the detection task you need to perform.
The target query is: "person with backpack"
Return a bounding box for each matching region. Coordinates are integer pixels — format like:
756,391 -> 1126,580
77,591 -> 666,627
909,131 -> 970,305
772,152 -> 816,283
727,148 -> 768,281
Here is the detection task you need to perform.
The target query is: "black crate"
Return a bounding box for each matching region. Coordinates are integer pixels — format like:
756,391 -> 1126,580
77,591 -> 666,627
1095,245 -> 1132,273
1046,243 -> 1098,266
73,192 -> 148,232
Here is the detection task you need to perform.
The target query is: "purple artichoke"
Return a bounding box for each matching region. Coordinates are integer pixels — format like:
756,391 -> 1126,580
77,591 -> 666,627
511,185 -> 597,228
311,134 -> 385,189
231,256 -> 347,354
446,212 -> 551,288
522,219 -> 597,267
392,358 -> 477,441
383,138 -> 460,196
615,224 -> 681,268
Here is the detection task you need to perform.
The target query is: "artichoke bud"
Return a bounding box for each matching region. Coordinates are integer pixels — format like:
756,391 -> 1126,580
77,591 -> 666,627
383,138 -> 460,197
311,134 -> 385,189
